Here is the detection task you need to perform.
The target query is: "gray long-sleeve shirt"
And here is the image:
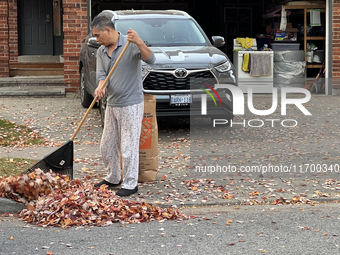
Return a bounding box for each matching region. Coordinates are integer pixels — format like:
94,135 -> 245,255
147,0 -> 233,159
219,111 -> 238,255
96,33 -> 156,107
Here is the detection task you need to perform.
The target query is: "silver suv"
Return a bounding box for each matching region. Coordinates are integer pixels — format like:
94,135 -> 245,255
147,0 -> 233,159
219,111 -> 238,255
79,10 -> 236,124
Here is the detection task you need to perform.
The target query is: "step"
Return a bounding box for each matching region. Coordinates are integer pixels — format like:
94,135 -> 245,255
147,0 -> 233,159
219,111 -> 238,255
0,85 -> 65,97
18,55 -> 63,63
0,76 -> 65,97
0,75 -> 64,86
10,63 -> 64,69
10,68 -> 64,76
10,63 -> 64,77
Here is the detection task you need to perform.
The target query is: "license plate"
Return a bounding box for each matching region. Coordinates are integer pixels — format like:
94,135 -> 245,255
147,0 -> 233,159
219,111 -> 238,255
170,94 -> 192,105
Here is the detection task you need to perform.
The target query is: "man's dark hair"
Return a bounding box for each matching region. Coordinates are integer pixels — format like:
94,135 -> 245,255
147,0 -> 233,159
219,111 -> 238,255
91,14 -> 115,31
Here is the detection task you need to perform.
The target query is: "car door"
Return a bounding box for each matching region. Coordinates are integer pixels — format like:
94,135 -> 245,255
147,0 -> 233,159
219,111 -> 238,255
86,37 -> 101,95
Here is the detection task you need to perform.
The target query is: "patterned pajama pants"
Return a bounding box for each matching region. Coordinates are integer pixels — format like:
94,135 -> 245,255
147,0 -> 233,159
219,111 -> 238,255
101,101 -> 144,189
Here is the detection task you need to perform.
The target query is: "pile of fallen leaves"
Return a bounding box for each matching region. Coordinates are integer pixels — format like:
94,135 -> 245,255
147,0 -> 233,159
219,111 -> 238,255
0,169 -> 68,203
0,169 -> 186,228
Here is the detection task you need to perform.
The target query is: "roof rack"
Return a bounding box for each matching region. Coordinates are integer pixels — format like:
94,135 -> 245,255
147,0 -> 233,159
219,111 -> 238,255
166,9 -> 191,18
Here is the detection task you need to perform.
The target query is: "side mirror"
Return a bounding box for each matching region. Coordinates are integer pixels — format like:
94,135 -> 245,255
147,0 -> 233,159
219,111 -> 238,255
87,37 -> 101,48
212,36 -> 225,47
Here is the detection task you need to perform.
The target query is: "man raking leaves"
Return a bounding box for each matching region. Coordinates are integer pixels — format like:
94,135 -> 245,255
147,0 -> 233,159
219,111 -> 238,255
91,14 -> 155,196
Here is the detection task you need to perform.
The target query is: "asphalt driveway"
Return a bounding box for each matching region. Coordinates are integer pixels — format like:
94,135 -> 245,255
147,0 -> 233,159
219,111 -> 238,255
0,93 -> 339,208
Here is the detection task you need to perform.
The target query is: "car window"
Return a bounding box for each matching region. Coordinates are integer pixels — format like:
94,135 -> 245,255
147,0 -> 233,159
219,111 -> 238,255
115,19 -> 208,46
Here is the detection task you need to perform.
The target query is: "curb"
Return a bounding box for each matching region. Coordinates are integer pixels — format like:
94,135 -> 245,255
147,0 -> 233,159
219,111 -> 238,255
0,197 -> 25,214
1,195 -> 338,215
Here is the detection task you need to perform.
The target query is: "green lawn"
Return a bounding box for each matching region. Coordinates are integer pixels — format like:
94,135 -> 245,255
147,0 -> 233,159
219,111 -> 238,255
0,118 -> 43,176
0,157 -> 37,177
0,118 -> 45,146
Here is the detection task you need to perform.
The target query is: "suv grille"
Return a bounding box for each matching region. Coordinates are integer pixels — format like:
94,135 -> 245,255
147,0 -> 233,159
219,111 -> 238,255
143,70 -> 216,90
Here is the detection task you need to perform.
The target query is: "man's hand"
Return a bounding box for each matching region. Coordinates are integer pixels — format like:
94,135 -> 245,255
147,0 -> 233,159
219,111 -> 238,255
127,28 -> 152,60
95,80 -> 106,100
127,28 -> 142,45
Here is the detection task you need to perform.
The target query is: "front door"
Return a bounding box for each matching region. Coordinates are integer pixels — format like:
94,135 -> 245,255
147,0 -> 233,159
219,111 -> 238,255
18,0 -> 53,55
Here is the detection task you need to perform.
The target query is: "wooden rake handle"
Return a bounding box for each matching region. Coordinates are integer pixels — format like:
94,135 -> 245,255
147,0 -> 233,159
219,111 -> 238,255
70,41 -> 130,141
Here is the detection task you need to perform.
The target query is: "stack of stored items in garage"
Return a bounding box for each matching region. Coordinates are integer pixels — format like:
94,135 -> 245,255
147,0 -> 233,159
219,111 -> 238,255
233,39 -> 274,93
273,50 -> 306,91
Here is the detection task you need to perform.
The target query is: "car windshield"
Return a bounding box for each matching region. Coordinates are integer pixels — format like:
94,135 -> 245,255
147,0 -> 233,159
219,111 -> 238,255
115,18 -> 208,47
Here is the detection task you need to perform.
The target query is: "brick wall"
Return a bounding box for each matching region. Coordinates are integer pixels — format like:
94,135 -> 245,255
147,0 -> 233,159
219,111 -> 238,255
333,1 -> 340,90
8,0 -> 17,63
0,0 -> 9,77
63,0 -> 88,92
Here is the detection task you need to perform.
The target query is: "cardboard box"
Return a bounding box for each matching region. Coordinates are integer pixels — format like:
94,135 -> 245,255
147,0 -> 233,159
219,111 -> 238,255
275,31 -> 297,42
275,22 -> 299,32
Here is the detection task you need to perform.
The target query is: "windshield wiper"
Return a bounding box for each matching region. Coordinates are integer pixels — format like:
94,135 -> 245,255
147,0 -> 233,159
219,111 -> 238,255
144,41 -> 152,47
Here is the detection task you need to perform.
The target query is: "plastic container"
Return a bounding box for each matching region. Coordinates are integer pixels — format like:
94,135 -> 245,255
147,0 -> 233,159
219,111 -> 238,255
274,50 -> 305,62
271,43 -> 300,51
313,50 -> 325,63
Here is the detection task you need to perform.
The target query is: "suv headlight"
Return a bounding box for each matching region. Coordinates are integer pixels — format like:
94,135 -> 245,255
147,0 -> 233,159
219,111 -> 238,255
142,66 -> 150,79
214,61 -> 232,73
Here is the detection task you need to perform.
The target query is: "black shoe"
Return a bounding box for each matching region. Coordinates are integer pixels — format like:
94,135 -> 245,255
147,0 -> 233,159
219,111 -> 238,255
116,186 -> 138,196
94,180 -> 122,188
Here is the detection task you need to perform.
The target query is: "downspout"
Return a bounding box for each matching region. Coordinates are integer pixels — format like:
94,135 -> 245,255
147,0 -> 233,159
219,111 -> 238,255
325,0 -> 332,95
7,3 -> 9,69
87,0 -> 91,34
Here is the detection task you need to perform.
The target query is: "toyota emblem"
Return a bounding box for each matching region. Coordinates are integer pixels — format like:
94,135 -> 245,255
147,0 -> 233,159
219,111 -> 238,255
174,68 -> 188,78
